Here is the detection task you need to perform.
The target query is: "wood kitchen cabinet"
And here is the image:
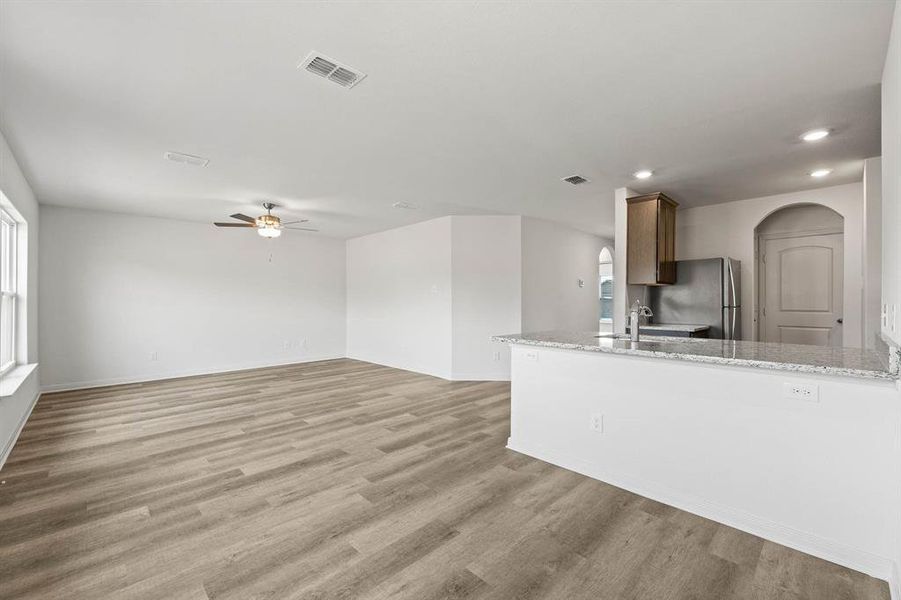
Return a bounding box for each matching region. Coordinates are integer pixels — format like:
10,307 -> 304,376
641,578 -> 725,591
626,192 -> 678,285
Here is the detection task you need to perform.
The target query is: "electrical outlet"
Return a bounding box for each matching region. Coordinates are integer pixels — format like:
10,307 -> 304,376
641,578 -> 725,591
590,413 -> 604,433
492,351 -> 501,361
524,350 -> 538,362
782,382 -> 818,402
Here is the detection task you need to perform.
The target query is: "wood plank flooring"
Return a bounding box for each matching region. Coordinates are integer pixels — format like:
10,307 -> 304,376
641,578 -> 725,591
0,359 -> 889,600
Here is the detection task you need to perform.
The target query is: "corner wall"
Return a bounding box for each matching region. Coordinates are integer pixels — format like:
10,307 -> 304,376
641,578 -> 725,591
878,4 -> 901,598
882,2 -> 901,347
864,157 -> 883,349
347,215 -> 606,380
521,216 -> 612,332
451,216 -> 522,381
346,217 -> 454,379
613,187 -> 640,335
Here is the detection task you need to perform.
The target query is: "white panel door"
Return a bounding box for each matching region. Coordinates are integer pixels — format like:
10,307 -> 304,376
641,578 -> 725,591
762,233 -> 843,346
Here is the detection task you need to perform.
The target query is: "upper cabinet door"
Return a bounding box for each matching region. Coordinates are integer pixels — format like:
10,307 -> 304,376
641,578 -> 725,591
626,192 -> 678,285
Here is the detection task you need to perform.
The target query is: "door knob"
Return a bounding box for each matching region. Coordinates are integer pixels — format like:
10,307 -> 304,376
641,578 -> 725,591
836,318 -> 843,324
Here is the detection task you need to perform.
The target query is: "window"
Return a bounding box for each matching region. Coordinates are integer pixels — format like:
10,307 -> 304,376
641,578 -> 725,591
598,247 -> 614,324
599,276 -> 614,320
1,207 -> 17,375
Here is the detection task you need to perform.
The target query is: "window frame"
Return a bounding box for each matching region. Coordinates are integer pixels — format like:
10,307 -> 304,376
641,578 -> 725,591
0,206 -> 17,376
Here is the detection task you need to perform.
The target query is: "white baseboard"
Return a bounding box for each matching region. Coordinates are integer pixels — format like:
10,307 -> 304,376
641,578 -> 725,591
41,354 -> 346,393
345,354 -> 511,383
344,354 -> 453,381
890,561 -> 900,600
0,388 -> 40,471
450,371 -> 511,382
507,438 -> 896,584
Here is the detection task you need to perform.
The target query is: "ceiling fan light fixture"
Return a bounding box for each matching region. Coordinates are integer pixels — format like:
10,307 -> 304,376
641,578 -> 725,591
256,213 -> 282,237
258,226 -> 282,238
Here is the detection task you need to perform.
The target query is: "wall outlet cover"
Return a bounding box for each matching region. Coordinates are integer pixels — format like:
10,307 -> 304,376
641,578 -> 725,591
590,412 -> 604,433
782,382 -> 819,402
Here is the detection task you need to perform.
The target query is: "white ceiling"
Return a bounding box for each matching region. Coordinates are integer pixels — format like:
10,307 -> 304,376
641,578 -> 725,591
0,1 -> 894,239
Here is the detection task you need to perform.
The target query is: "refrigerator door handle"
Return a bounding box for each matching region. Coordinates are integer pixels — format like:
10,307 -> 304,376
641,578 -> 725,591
731,306 -> 737,340
728,259 -> 737,308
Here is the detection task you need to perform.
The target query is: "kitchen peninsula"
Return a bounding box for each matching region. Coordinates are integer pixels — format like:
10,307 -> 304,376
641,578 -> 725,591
492,331 -> 901,581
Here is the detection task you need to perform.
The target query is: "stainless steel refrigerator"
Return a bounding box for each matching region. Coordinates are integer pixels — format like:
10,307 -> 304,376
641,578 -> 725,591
645,258 -> 742,340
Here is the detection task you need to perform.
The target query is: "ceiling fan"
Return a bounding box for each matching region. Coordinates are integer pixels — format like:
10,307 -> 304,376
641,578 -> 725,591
214,202 -> 318,238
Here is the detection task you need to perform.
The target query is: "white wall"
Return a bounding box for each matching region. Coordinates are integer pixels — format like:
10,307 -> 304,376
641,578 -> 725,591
755,202 -> 844,234
39,206 -> 347,390
508,344 -> 901,581
613,187 -> 641,334
521,216 -> 611,332
0,131 -> 40,468
879,6 -> 901,594
677,183 -> 865,347
346,217 -> 454,379
0,132 -> 38,365
347,215 -> 604,380
883,3 -> 901,347
451,216 -> 521,380
864,157 -> 883,349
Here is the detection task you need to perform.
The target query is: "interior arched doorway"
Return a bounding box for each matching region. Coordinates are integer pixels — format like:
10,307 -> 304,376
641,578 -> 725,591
754,203 -> 844,346
598,247 -> 614,332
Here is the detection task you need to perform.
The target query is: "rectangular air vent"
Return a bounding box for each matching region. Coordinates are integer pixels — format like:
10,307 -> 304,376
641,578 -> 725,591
392,201 -> 418,210
299,52 -> 366,89
562,175 -> 589,185
164,151 -> 209,167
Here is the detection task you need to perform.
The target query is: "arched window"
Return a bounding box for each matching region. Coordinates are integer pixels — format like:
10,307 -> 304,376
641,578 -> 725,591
599,247 -> 614,325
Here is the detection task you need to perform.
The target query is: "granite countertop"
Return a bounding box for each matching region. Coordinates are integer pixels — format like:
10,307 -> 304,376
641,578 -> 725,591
491,330 -> 900,381
631,323 -> 710,333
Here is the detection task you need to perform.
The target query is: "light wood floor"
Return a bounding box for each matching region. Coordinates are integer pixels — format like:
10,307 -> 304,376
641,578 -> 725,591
0,359 -> 889,600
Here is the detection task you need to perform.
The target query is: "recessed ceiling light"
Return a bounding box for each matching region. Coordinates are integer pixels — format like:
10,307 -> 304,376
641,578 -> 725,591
633,170 -> 653,179
810,168 -> 832,178
801,129 -> 830,142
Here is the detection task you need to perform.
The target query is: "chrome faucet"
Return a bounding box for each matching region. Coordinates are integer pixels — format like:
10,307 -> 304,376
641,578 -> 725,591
629,299 -> 653,342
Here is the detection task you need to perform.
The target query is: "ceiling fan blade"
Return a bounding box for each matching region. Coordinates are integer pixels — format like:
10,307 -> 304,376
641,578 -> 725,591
284,226 -> 319,232
214,222 -> 255,227
230,213 -> 257,224
280,219 -> 310,225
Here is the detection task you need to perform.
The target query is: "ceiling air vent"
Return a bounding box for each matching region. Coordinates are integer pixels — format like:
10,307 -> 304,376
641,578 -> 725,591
299,52 -> 366,89
392,201 -> 418,210
164,151 -> 209,167
562,175 -> 589,185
